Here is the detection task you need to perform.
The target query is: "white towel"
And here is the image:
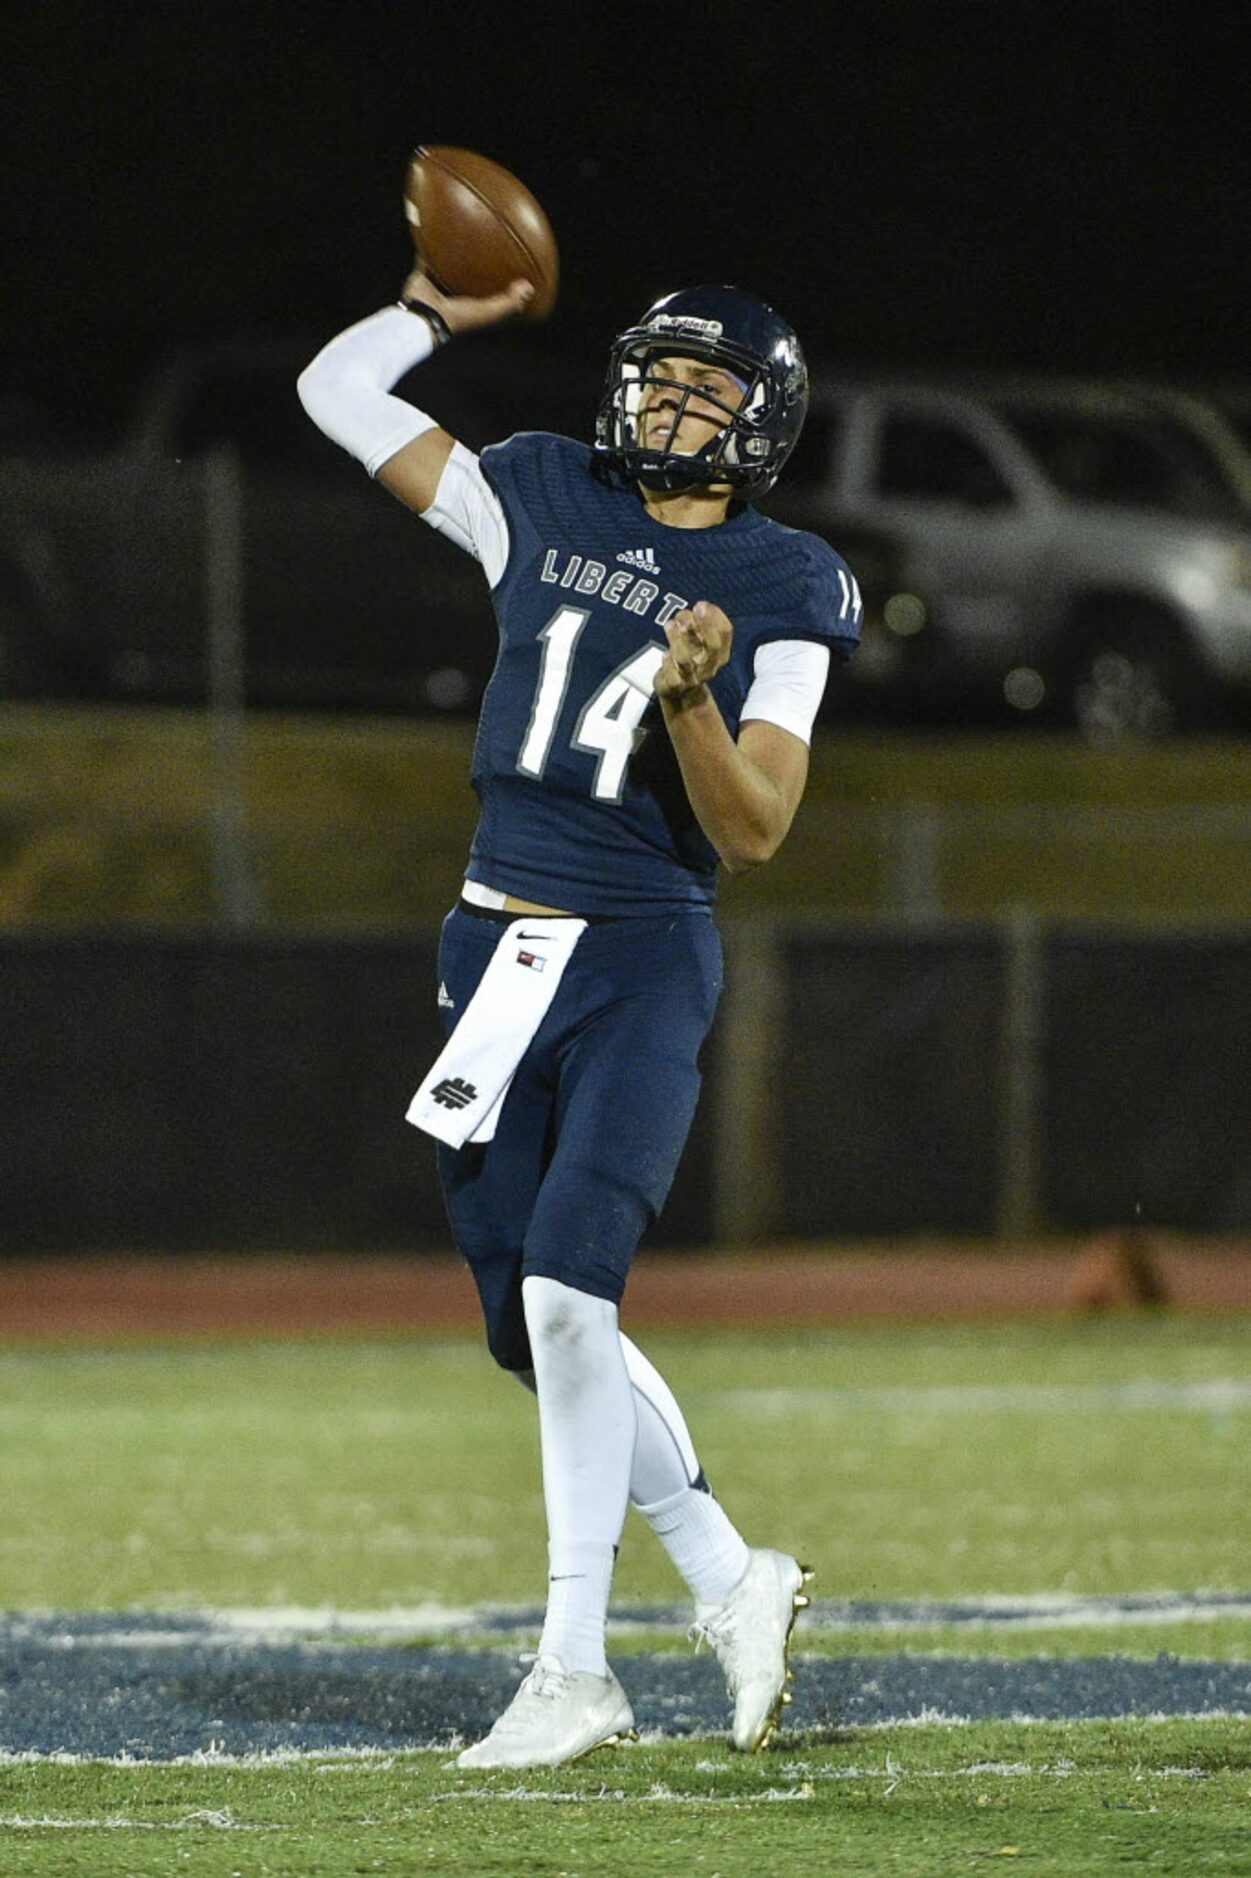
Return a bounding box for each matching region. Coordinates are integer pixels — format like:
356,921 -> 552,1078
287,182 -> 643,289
406,916 -> 587,1147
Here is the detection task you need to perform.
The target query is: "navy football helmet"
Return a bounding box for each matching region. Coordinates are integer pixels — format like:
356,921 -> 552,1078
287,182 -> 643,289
594,286 -> 808,500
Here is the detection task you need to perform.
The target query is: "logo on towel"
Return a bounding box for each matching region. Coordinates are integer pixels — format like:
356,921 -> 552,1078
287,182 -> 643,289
431,1076 -> 477,1110
616,546 -> 661,575
516,950 -> 546,971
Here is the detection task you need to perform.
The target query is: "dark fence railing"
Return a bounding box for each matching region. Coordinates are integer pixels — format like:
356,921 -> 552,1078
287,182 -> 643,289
2,921 -> 1247,1254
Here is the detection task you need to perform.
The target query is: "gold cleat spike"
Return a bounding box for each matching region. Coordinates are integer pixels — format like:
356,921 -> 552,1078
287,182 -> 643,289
781,1690 -> 793,1705
569,1726 -> 638,1765
794,1593 -> 810,1610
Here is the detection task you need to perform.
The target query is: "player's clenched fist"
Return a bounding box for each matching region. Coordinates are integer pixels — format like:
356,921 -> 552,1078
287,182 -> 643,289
655,601 -> 733,699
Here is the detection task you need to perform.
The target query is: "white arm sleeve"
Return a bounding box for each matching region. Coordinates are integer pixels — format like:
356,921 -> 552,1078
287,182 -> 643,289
297,305 -> 511,582
297,305 -> 442,477
738,639 -> 831,745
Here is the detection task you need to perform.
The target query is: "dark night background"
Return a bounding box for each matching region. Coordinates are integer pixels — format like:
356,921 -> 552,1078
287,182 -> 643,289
4,0 -> 1248,436
2,0 -> 1249,1251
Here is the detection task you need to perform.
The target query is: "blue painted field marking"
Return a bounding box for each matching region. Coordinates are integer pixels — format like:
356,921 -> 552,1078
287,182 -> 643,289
0,1610 -> 1248,1760
8,1589 -> 1248,1649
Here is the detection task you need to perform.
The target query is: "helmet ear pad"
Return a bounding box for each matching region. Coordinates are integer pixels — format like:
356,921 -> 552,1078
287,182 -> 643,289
594,286 -> 809,500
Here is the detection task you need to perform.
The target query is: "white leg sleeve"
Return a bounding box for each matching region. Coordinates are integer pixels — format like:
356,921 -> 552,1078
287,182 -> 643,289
621,1332 -> 750,1607
620,1332 -> 701,1504
521,1276 -> 635,1677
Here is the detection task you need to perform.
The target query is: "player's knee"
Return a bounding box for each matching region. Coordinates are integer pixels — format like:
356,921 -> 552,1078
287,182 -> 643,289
521,1274 -> 583,1351
521,1273 -> 615,1362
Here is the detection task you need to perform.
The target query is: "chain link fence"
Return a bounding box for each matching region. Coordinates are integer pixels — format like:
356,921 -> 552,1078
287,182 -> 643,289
3,920 -> 1247,1253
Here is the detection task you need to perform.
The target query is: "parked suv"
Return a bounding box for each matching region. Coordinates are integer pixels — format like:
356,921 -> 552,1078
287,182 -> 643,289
768,375 -> 1251,736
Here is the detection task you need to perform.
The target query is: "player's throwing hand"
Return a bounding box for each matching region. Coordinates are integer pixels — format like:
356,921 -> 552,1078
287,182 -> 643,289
656,600 -> 733,700
401,264 -> 534,336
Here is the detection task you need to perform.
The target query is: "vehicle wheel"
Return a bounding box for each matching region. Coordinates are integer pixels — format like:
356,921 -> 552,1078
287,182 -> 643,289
1063,605 -> 1209,742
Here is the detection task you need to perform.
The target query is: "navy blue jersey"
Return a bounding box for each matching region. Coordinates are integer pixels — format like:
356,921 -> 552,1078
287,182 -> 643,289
468,431 -> 860,914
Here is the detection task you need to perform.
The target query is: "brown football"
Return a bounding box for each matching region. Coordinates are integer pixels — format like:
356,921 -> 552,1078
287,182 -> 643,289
403,145 -> 559,320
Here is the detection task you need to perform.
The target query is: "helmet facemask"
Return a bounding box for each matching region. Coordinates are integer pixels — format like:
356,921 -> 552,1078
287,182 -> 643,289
608,347 -> 773,492
594,288 -> 809,501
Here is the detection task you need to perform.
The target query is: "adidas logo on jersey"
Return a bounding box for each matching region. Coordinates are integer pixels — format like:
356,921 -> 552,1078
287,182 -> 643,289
437,981 -> 455,1010
616,546 -> 661,575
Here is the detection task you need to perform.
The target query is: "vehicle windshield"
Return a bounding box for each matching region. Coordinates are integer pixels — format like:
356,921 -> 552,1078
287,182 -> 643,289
991,404 -> 1244,525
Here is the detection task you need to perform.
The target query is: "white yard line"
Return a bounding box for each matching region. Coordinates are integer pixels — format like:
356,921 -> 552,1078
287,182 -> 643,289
866,1706 -> 1251,1729
708,1378 -> 1251,1417
803,1591 -> 1251,1630
0,1809 -> 276,1830
781,1759 -> 1212,1781
437,1782 -> 818,1803
0,1746 -> 404,1769
0,1717 -> 1241,1773
3,1588 -> 1248,1648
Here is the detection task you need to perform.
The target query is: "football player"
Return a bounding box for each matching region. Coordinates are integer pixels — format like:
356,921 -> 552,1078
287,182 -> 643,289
298,265 -> 862,1768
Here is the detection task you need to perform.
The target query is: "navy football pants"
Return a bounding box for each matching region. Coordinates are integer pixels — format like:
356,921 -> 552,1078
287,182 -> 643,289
434,902 -> 723,1371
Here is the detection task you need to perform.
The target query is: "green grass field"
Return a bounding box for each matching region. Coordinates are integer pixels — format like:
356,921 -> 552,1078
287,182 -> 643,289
1,1315 -> 1248,1874
2,1724 -> 1248,1878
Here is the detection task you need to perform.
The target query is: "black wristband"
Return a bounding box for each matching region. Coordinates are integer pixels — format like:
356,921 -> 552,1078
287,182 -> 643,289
399,299 -> 453,346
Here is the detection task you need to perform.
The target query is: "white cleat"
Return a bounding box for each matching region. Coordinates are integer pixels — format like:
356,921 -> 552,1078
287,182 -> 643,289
455,1654 -> 637,1770
690,1548 -> 813,1752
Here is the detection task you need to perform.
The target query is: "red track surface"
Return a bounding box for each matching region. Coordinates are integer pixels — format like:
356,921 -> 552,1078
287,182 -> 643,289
1,1238 -> 1247,1339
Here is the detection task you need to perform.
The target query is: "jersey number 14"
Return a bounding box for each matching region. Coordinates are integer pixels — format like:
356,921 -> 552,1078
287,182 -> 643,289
517,605 -> 665,802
